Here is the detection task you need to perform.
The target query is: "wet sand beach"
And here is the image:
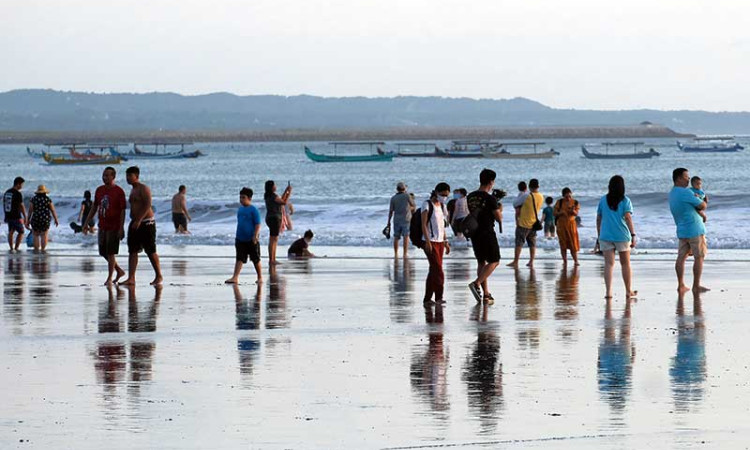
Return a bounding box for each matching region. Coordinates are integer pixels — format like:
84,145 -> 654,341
2,246 -> 750,448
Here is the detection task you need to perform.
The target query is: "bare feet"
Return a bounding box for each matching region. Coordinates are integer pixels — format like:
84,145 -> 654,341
506,262 -> 518,268
150,276 -> 163,286
627,290 -> 638,298
114,267 -> 126,284
574,261 -> 580,266
103,279 -> 113,286
255,278 -> 263,285
693,285 -> 710,293
678,284 -> 691,294
526,261 -> 534,268
119,278 -> 135,286
605,294 -> 613,299
225,278 -> 238,284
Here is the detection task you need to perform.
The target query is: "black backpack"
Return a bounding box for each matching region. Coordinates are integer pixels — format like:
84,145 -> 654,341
410,202 -> 434,249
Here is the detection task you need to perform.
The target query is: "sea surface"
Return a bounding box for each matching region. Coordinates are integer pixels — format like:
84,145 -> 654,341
1,138 -> 748,249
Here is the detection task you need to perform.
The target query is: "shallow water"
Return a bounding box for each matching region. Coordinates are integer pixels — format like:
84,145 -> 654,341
1,248 -> 749,448
2,138 -> 750,249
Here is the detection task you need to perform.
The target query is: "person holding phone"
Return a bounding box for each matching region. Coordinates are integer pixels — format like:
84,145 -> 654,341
264,180 -> 292,266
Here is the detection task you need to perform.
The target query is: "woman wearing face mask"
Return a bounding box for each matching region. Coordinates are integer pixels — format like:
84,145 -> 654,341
421,182 -> 451,305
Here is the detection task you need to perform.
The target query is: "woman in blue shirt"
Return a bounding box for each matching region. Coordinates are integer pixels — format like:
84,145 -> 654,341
596,175 -> 637,299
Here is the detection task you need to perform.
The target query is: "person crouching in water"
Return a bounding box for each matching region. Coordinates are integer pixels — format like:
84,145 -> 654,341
226,187 -> 263,285
288,229 -> 315,258
422,182 -> 451,305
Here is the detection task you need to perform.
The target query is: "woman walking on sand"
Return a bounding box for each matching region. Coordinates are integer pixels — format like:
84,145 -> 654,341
264,180 -> 292,265
26,185 -> 59,253
554,187 -> 580,267
596,176 -> 637,299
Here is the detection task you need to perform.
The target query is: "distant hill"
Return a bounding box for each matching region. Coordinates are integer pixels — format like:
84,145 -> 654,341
0,89 -> 748,135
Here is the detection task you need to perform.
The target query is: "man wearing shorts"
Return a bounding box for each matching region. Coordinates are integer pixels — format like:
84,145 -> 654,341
4,176 -> 27,253
670,168 -> 708,293
171,185 -> 192,234
226,187 -> 262,284
508,178 -> 544,268
84,167 -> 127,285
387,181 -> 415,258
466,169 -> 503,304
121,166 -> 163,286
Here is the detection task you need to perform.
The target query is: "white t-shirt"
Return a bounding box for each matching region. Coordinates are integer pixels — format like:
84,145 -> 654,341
422,200 -> 447,242
453,197 -> 469,220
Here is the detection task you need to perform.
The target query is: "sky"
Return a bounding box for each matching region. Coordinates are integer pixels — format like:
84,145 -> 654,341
1,0 -> 749,111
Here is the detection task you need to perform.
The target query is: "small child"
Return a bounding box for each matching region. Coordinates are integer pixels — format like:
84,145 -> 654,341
542,196 -> 555,238
690,176 -> 708,223
225,187 -> 263,284
288,229 -> 315,258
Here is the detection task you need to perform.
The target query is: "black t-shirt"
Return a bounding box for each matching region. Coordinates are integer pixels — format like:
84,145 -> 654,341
82,199 -> 93,223
287,238 -> 308,256
3,188 -> 23,221
466,190 -> 499,235
264,193 -> 282,218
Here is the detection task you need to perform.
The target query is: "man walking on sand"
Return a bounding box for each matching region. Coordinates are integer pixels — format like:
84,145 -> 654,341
508,178 -> 543,268
386,181 -> 415,258
466,169 -> 503,304
120,166 -> 163,286
171,185 -> 192,234
84,167 -> 127,285
4,176 -> 27,253
669,168 -> 708,293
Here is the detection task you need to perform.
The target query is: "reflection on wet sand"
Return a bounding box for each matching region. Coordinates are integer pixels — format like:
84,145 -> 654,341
670,291 -> 706,413
3,256 -> 25,331
515,268 -> 541,351
81,257 -> 96,274
267,265 -> 289,329
554,267 -> 580,343
29,256 -> 54,320
388,258 -> 415,324
171,259 -> 188,277
234,283 -> 263,381
463,302 -> 503,434
410,302 -> 449,419
128,285 -> 162,388
597,299 -> 635,416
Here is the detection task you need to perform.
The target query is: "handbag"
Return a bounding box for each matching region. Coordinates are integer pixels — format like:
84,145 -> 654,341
531,193 -> 543,231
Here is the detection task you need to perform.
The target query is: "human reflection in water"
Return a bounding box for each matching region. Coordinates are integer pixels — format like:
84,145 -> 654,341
94,285 -> 127,400
515,268 -> 541,351
410,302 -> 449,418
3,255 -> 25,331
171,259 -> 188,278
554,266 -> 580,344
28,256 -> 53,319
81,257 -> 96,274
463,302 -> 503,434
670,290 -> 706,413
388,258 -> 415,324
127,285 -> 162,389
266,265 -> 289,329
234,283 -> 263,381
597,298 -> 635,415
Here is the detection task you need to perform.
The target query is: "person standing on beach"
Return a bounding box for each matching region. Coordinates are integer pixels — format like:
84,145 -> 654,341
421,182 -> 451,305
596,175 -> 637,299
669,168 -> 708,293
466,169 -> 503,304
264,180 -> 291,266
226,187 -> 262,284
508,179 -> 543,268
84,166 -> 127,285
26,185 -> 59,253
171,185 -> 192,234
387,181 -> 415,258
554,188 -> 581,267
4,176 -> 27,253
120,166 -> 163,286
76,190 -> 95,234
449,188 -> 469,240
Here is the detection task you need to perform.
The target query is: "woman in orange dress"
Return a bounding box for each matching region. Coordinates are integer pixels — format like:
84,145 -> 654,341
553,187 -> 580,266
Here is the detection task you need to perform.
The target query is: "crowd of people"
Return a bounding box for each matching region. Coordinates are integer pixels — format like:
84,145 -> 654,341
4,167 -> 708,300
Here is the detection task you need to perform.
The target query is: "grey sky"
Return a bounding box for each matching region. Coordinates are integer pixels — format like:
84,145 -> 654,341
2,0 -> 748,111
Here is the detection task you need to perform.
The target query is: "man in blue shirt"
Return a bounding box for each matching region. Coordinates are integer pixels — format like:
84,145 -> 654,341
226,187 -> 263,285
669,168 -> 708,293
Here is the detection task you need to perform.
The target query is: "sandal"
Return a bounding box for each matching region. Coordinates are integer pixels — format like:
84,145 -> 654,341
483,293 -> 495,305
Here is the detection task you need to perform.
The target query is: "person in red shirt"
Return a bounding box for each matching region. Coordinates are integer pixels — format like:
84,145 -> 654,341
84,166 -> 127,285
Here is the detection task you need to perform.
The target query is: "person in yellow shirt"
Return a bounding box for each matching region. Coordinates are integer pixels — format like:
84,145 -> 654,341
508,178 -> 544,268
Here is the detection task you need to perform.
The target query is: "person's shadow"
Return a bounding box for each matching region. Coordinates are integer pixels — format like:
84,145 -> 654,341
670,290 -> 706,413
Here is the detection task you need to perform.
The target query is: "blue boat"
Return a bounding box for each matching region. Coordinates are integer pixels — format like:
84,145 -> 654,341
305,142 -> 393,162
677,137 -> 744,153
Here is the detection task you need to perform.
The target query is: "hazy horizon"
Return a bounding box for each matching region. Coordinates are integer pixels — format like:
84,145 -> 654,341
2,0 -> 749,112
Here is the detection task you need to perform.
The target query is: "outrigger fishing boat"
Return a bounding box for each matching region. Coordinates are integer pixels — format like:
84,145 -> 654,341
304,142 -> 393,162
27,143 -> 84,159
378,143 -> 440,158
43,153 -> 122,166
482,142 -> 560,159
582,142 -> 660,160
677,136 -> 744,153
112,142 -> 204,159
436,140 -> 502,158
67,144 -> 127,161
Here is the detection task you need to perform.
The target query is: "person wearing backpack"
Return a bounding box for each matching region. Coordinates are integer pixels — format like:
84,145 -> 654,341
421,182 -> 451,305
466,169 -> 503,304
508,178 -> 544,268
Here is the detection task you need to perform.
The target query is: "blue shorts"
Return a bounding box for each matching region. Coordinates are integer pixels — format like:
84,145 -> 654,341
6,220 -> 24,234
393,221 -> 410,238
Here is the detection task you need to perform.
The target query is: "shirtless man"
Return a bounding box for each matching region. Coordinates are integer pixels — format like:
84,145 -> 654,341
120,166 -> 163,285
171,185 -> 191,234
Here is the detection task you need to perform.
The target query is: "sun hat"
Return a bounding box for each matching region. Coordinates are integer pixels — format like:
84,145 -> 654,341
35,185 -> 50,194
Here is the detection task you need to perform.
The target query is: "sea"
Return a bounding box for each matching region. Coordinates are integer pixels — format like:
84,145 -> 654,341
1,138 -> 748,250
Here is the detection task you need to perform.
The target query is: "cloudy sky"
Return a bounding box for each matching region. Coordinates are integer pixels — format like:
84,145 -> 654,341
1,0 -> 748,111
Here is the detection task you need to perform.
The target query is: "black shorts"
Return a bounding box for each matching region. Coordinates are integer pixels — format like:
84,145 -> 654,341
127,221 -> 157,255
6,219 -> 24,234
471,232 -> 501,264
172,213 -> 188,231
266,216 -> 281,237
98,230 -> 120,257
235,239 -> 261,264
